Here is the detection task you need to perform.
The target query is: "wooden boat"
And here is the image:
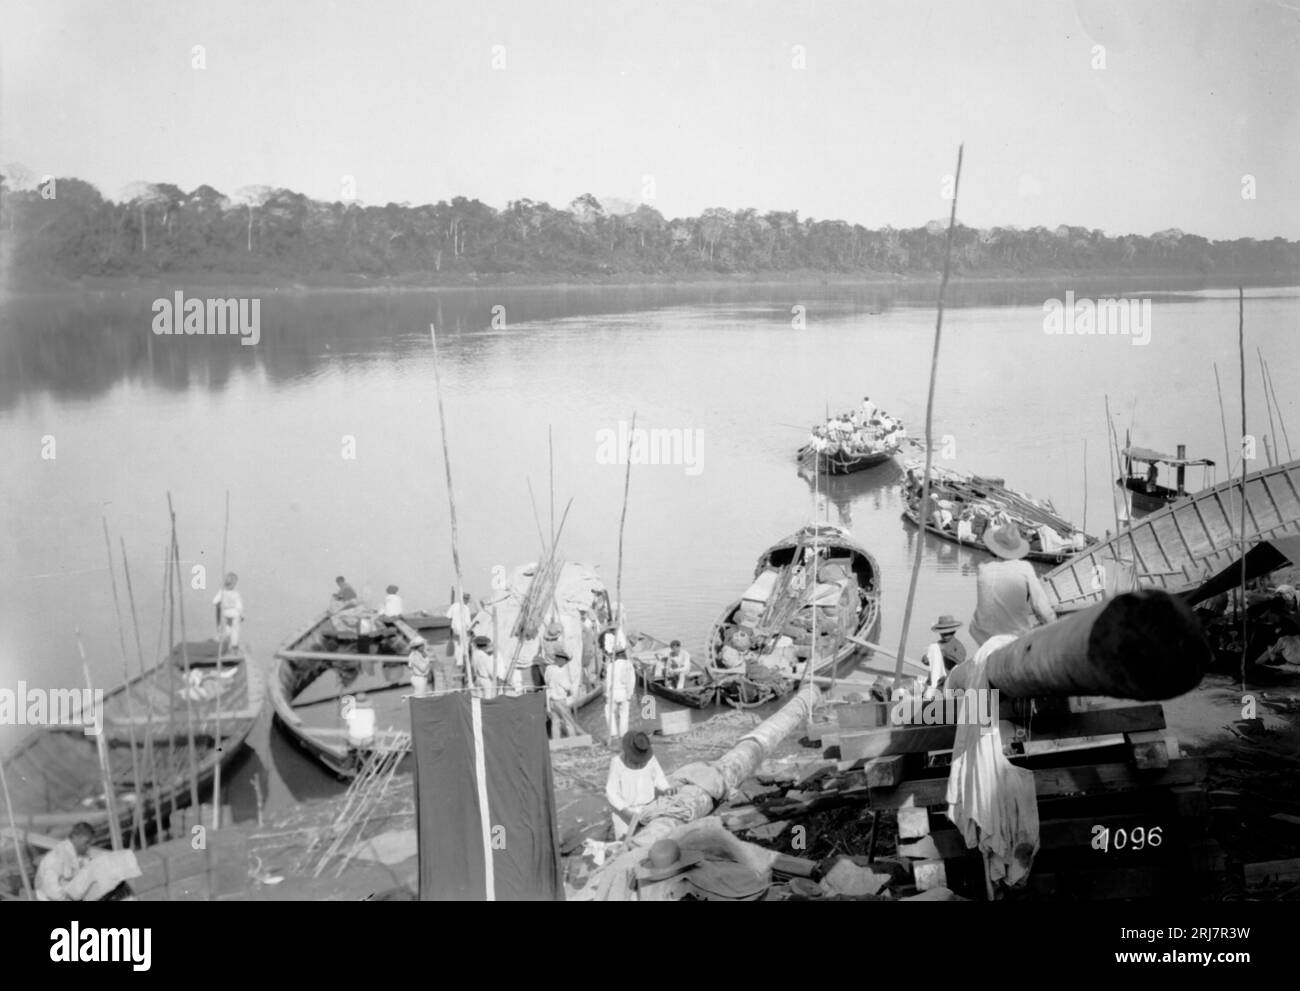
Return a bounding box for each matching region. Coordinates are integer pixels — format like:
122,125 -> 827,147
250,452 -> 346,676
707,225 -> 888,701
271,562 -> 614,778
901,460 -> 1094,565
269,609 -> 448,778
796,445 -> 896,476
628,633 -> 767,709
1,640 -> 263,844
1117,443 -> 1215,517
705,524 -> 891,704
1044,456 -> 1300,611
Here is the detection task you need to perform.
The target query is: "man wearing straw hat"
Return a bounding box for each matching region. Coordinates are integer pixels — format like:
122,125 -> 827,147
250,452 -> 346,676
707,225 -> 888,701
470,635 -> 497,699
923,615 -> 966,690
969,524 -> 1056,646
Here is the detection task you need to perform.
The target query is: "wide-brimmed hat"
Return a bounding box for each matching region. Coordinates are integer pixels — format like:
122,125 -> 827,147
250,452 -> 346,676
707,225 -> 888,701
472,635 -> 491,648
983,523 -> 1030,560
687,861 -> 768,901
623,731 -> 653,769
635,839 -> 704,883
930,615 -> 962,633
552,647 -> 571,662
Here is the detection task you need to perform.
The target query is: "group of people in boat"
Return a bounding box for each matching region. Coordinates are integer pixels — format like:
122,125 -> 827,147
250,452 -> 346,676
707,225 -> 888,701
903,468 -> 1088,558
806,396 -> 907,459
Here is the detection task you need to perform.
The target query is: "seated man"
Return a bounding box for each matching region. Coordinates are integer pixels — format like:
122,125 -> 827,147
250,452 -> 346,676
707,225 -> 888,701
605,732 -> 674,840
36,823 -> 134,902
663,640 -> 693,689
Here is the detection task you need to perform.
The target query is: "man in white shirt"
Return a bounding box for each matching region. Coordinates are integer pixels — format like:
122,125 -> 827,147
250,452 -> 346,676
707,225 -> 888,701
860,396 -> 877,421
381,585 -> 403,618
545,651 -> 581,738
36,823 -> 94,901
664,640 -> 693,690
212,572 -> 244,650
445,592 -> 474,673
470,635 -> 497,699
407,638 -> 431,696
605,732 -> 674,840
969,524 -> 1056,645
605,646 -> 637,743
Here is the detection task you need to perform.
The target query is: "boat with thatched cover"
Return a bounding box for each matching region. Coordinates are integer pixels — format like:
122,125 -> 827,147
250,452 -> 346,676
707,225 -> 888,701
1,639 -> 263,844
901,460 -> 1094,565
703,524 -> 883,706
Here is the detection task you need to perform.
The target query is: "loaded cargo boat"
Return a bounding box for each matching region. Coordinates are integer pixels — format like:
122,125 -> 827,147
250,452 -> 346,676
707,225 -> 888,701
1,639 -> 263,843
901,460 -> 1094,565
702,524 -> 915,706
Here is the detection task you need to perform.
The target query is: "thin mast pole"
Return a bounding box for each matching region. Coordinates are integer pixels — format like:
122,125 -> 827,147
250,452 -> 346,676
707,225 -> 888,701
1237,288 -> 1248,694
0,758 -> 35,899
121,537 -> 163,844
212,489 -> 230,831
167,494 -> 201,818
102,518 -> 145,848
893,144 -> 963,690
76,630 -> 122,851
430,324 -> 468,679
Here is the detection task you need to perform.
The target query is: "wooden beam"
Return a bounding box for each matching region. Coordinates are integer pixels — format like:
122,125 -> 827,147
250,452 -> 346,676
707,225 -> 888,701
858,758 -> 1208,810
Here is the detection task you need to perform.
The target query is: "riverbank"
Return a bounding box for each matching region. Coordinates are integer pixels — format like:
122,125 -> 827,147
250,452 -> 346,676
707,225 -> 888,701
4,267 -> 1298,298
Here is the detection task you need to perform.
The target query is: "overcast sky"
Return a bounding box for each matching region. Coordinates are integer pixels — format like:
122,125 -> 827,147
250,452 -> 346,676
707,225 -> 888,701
2,0 -> 1297,238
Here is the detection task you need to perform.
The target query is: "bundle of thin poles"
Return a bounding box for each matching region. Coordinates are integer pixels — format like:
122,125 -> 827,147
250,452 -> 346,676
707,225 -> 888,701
311,730 -> 411,878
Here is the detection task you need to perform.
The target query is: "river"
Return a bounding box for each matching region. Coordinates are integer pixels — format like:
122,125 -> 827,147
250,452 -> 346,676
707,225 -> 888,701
1,278 -> 1296,816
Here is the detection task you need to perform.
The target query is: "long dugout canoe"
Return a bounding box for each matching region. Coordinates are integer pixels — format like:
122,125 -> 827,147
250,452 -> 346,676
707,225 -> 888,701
1044,457 -> 1300,610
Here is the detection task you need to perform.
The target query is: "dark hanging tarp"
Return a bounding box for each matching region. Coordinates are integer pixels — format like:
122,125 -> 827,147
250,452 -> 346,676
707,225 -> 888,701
411,691 -> 564,901
1183,535 -> 1300,608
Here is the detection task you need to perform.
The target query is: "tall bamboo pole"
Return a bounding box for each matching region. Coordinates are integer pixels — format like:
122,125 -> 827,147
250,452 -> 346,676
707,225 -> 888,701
1262,357 -> 1293,460
615,412 -> 637,623
1258,349 -> 1278,468
212,489 -> 230,831
0,759 -> 35,900
76,630 -> 122,851
121,537 -> 164,845
1214,364 -> 1234,482
160,540 -> 175,839
1081,438 -> 1089,535
549,425 -> 556,546
1237,288 -> 1248,693
893,144 -> 962,690
429,324 -> 468,680
102,518 -> 144,848
166,494 -> 201,818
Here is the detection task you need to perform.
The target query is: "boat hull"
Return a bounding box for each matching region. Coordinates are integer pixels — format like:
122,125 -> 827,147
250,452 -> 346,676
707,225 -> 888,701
1047,457 -> 1300,610
901,507 -> 1071,565
1,642 -> 264,843
797,446 -> 895,475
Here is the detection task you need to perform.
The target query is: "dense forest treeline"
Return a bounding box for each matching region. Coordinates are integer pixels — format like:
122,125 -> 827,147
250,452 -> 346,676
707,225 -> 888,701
2,172 -> 1297,283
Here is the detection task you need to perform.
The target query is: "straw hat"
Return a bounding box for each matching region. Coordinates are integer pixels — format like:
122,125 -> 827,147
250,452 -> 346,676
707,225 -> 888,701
635,839 -> 704,883
983,523 -> 1030,560
622,731 -> 653,769
930,615 -> 962,633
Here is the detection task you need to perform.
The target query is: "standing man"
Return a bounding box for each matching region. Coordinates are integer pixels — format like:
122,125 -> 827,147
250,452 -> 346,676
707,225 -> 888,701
924,614 -> 967,690
212,572 -> 244,651
605,644 -> 637,744
445,591 -> 474,684
407,637 -> 431,697
470,635 -> 497,699
969,524 -> 1056,645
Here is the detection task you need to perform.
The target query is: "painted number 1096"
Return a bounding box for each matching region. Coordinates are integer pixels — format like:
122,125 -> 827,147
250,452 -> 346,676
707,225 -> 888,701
1091,825 -> 1163,853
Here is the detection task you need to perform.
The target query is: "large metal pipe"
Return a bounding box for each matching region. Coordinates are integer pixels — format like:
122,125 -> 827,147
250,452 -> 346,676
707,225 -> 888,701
948,590 -> 1209,700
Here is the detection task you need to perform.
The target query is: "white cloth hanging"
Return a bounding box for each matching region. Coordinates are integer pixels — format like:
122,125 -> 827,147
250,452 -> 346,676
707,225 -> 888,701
945,635 -> 1039,888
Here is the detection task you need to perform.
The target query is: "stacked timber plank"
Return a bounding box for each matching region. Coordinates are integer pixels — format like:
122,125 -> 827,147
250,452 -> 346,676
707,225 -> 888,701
725,695 -> 1223,900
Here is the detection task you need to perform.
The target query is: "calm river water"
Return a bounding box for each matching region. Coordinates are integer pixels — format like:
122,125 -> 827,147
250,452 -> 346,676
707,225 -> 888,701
2,279 -> 1296,815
